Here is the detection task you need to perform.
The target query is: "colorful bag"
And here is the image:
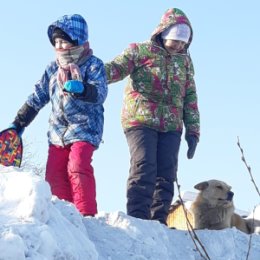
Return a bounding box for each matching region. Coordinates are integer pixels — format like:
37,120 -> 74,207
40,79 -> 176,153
0,128 -> 23,167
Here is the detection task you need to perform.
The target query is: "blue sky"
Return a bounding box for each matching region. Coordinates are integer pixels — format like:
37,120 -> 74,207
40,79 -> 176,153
1,0 -> 260,213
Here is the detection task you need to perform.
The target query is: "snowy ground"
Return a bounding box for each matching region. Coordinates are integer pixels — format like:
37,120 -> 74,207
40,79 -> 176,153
0,165 -> 260,260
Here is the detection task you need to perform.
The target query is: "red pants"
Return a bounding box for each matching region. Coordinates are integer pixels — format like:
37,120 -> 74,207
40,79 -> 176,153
45,141 -> 97,216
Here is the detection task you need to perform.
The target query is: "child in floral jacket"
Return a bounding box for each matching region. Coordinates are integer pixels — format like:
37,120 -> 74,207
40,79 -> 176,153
105,8 -> 200,225
10,14 -> 108,216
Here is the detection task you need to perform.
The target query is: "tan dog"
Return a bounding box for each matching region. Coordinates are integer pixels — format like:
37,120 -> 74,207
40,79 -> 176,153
190,180 -> 250,234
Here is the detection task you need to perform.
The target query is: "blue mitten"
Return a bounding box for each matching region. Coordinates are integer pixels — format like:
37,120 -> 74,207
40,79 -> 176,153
186,135 -> 198,159
63,80 -> 84,94
8,123 -> 24,137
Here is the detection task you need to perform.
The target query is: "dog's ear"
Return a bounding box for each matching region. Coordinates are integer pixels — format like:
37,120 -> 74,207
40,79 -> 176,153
194,181 -> 209,191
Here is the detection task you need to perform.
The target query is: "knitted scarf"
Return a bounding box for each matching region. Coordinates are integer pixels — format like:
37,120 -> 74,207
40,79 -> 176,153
56,41 -> 93,87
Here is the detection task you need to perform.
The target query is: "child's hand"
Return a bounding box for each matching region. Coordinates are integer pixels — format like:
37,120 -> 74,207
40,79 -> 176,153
63,80 -> 84,94
8,123 -> 25,137
186,135 -> 198,159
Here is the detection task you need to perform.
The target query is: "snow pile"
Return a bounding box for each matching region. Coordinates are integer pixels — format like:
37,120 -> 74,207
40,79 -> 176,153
0,165 -> 260,260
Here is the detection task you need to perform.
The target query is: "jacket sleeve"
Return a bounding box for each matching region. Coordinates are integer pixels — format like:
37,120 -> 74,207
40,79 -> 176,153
78,57 -> 107,104
12,103 -> 38,131
105,43 -> 137,84
27,69 -> 51,111
183,56 -> 200,139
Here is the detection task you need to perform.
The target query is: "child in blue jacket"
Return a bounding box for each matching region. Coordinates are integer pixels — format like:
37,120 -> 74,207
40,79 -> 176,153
10,14 -> 108,216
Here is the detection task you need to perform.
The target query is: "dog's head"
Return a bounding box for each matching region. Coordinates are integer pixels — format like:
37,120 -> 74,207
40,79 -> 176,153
194,179 -> 234,207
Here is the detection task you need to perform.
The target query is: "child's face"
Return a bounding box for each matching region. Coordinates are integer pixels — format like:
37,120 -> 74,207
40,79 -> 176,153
54,38 -> 74,49
163,40 -> 186,54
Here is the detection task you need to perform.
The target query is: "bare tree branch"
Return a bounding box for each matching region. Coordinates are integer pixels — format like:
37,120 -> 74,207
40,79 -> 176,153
237,137 -> 260,197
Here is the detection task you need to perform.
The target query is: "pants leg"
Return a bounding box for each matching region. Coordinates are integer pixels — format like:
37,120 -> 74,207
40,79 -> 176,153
125,127 -> 158,220
45,145 -> 73,202
68,141 -> 97,216
150,131 -> 181,224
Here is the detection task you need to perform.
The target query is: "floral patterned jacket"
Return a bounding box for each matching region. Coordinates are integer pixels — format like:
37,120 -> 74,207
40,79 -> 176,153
105,8 -> 200,138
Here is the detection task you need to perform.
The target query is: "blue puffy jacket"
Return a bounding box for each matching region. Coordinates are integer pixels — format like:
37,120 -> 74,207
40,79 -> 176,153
25,14 -> 107,148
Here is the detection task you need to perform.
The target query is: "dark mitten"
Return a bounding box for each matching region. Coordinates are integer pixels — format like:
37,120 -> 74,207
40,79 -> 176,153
186,135 -> 198,159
